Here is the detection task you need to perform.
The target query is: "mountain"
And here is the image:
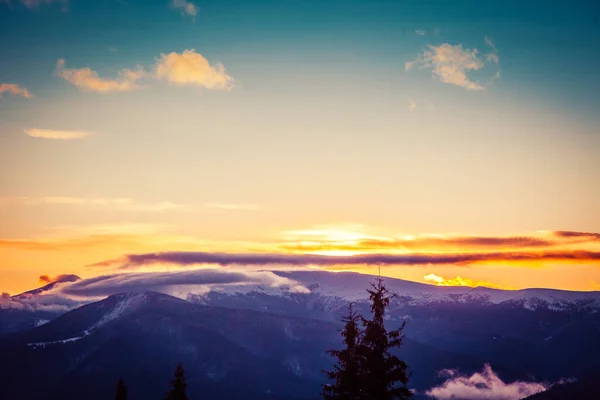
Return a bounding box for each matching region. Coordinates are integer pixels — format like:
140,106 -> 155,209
2,270 -> 599,399
523,374 -> 600,399
0,275 -> 81,336
194,271 -> 600,381
0,291 -> 500,400
12,274 -> 80,299
199,270 -> 600,312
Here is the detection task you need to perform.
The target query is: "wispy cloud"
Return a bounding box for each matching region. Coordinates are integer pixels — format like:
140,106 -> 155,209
0,196 -> 261,214
57,269 -> 307,298
485,36 -> 500,64
154,49 -> 234,90
0,83 -> 32,98
24,128 -> 91,140
38,274 -> 79,285
91,249 -> 600,270
552,231 -> 600,240
0,196 -> 191,212
2,0 -> 67,9
406,43 -> 486,90
424,273 -> 513,290
171,0 -> 197,18
55,59 -> 145,93
278,233 -> 565,254
426,364 -> 547,400
205,203 -> 259,211
0,223 -> 173,251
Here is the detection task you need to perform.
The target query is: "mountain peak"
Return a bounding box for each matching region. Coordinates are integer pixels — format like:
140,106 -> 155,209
13,274 -> 81,299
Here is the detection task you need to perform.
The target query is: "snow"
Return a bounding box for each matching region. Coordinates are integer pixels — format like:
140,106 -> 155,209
28,293 -> 148,350
90,292 -> 147,330
27,330 -> 90,348
207,271 -> 600,312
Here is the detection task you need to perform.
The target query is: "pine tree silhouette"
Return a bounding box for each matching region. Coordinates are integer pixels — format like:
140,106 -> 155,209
164,363 -> 189,400
322,303 -> 364,399
360,277 -> 412,399
114,378 -> 127,400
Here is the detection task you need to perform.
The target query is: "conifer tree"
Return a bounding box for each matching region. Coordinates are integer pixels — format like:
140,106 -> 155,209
164,363 -> 189,400
322,303 -> 364,400
360,277 -> 412,400
114,378 -> 127,400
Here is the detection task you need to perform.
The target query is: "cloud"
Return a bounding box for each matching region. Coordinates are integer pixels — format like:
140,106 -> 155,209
91,249 -> 600,270
406,43 -> 486,90
58,269 -> 307,298
424,273 -> 513,290
0,223 -> 173,252
55,59 -> 145,93
2,0 -> 67,9
2,196 -> 260,215
38,274 -> 79,285
553,231 -> 600,241
171,0 -> 197,17
0,293 -> 79,312
0,83 -> 32,98
485,36 -> 500,64
415,29 -> 426,36
24,128 -> 91,140
205,203 -> 259,211
426,364 -> 547,400
279,233 -> 559,254
1,196 -> 191,212
154,49 -> 234,90
2,277 -> 83,312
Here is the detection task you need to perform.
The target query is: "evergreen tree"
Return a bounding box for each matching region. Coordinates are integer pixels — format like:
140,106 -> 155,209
322,303 -> 364,400
114,378 -> 127,400
164,363 -> 189,400
360,277 -> 412,400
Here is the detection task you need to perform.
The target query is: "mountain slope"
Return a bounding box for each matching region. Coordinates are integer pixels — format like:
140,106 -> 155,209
0,291 -> 497,400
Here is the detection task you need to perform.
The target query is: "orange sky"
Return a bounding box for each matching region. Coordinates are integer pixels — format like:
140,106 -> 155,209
1,221 -> 599,294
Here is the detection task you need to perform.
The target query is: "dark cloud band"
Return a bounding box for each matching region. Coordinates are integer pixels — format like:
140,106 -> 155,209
92,250 -> 600,269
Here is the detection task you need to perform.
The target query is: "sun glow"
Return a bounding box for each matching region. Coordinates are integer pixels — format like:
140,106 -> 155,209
424,273 -> 513,290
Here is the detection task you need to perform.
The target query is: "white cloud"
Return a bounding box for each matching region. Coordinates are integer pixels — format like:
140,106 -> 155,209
426,364 -> 547,400
406,43 -> 486,90
56,59 -> 145,93
171,0 -> 197,17
154,49 -> 234,90
415,30 -> 426,36
0,83 -> 32,98
24,128 -> 91,140
59,269 -> 308,298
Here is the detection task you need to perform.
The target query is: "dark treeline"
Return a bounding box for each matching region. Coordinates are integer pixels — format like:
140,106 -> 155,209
112,278 -> 411,400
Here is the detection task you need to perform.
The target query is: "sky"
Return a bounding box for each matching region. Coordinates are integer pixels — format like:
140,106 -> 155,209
1,0 -> 600,295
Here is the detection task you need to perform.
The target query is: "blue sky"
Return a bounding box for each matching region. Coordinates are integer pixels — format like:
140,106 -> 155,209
1,0 -> 599,293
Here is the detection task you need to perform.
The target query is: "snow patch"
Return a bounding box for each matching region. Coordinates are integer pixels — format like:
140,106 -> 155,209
90,292 -> 147,330
27,330 -> 91,348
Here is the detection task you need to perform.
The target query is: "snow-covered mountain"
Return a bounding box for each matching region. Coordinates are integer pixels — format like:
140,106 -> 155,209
0,291 -> 490,400
193,270 -> 600,313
